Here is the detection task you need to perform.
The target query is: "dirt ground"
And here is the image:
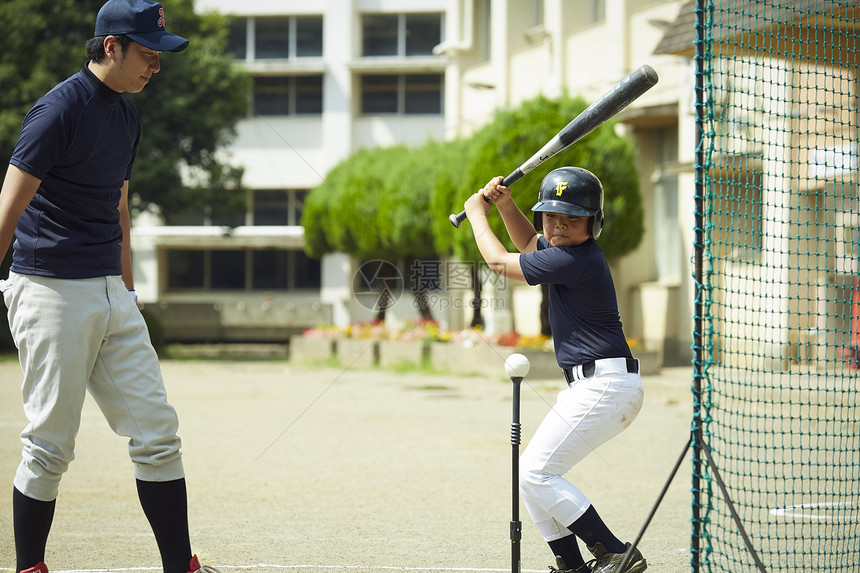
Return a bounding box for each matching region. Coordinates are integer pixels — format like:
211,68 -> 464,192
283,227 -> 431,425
0,357 -> 695,573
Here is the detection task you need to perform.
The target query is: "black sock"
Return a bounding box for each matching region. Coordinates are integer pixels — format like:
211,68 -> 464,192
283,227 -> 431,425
13,487 -> 56,572
136,478 -> 192,573
547,534 -> 586,570
567,505 -> 626,554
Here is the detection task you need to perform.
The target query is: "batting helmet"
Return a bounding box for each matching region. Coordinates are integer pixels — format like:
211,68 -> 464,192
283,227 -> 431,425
531,167 -> 605,238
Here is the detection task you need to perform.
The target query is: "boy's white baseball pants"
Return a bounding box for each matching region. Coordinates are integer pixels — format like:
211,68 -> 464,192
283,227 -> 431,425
519,358 -> 644,541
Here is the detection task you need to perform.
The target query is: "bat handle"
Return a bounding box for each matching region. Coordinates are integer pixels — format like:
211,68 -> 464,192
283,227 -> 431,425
449,210 -> 467,228
448,196 -> 491,228
501,168 -> 524,188
449,168 -> 525,229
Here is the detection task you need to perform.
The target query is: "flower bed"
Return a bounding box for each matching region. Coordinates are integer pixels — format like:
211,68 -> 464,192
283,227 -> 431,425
291,320 -> 555,375
288,335 -> 336,364
378,339 -> 429,369
291,321 -> 659,376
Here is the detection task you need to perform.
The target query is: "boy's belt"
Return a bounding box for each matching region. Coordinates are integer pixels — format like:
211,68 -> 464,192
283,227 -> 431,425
563,357 -> 639,385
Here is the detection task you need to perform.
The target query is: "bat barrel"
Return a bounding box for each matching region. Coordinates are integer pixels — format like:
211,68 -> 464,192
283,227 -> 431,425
449,64 -> 659,230
640,64 -> 659,85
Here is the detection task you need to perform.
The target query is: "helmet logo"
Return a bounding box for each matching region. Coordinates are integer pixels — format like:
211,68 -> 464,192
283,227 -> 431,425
555,181 -> 568,196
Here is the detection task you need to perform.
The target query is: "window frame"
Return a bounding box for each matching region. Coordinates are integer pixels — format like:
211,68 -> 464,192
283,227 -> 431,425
227,15 -> 324,61
361,12 -> 444,58
360,73 -> 444,115
253,75 -> 323,117
165,247 -> 322,292
251,189 -> 308,226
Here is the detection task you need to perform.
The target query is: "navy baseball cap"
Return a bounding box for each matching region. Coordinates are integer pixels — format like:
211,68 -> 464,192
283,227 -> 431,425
95,0 -> 189,52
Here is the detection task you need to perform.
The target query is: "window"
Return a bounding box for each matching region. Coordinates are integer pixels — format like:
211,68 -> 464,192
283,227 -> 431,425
362,13 -> 443,57
405,14 -> 442,56
532,0 -> 544,27
654,175 -> 681,283
255,16 -> 291,59
295,16 -> 323,57
166,248 -> 321,291
254,77 -> 290,115
589,0 -> 606,24
212,204 -> 245,228
227,15 -> 323,60
293,189 -> 307,225
168,250 -> 204,289
163,204 -> 244,227
211,250 -> 246,290
253,250 -> 288,289
653,126 -> 682,282
478,1 -> 491,62
254,190 -> 288,226
363,14 -> 398,56
293,251 -> 322,288
227,17 -> 247,59
252,189 -> 307,226
361,75 -> 398,113
253,76 -> 323,116
404,74 -> 443,113
295,76 -> 323,113
360,74 -> 443,115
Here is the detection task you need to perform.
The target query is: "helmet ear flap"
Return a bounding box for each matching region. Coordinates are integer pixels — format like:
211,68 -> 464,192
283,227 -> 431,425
533,211 -> 543,232
590,211 -> 604,239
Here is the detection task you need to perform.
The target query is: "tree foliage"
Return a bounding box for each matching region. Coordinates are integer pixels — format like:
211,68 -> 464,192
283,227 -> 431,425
129,0 -> 250,219
433,94 -> 643,263
303,95 -> 644,328
378,139 -> 455,259
0,0 -> 250,219
305,94 -> 643,266
0,0 -> 93,159
428,136 -> 471,256
303,146 -> 411,260
305,140 -> 469,262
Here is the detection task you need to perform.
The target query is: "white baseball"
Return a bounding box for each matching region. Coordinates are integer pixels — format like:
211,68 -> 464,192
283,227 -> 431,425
505,353 -> 530,378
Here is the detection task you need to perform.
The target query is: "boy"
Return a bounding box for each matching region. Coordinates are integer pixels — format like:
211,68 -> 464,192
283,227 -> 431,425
463,167 -> 647,573
0,1 -> 218,572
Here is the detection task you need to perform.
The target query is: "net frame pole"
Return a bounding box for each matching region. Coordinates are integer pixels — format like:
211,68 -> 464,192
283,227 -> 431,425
616,436 -> 693,571
690,2 -> 767,571
692,0 -> 706,570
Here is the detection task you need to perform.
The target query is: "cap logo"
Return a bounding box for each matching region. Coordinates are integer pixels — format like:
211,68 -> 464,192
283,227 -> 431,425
157,7 -> 165,29
555,181 -> 568,196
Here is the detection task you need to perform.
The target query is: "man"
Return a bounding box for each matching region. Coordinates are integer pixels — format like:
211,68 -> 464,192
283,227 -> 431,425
0,1 -> 218,572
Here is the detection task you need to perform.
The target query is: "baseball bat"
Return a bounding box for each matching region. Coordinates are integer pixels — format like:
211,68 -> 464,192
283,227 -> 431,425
449,64 -> 659,228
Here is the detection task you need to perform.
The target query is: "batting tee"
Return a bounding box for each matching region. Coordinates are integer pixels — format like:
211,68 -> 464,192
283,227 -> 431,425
691,0 -> 860,571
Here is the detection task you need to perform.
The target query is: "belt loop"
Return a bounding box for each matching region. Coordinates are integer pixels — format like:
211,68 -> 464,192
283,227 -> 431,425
582,361 -> 596,377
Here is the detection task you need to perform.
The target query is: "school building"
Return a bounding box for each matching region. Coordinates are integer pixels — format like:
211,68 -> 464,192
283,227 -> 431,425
130,0 -> 696,367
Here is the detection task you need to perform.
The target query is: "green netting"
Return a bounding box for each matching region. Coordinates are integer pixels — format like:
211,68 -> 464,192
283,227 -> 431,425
694,1 -> 860,571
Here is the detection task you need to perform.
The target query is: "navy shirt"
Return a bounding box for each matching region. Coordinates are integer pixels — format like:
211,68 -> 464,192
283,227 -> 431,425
519,235 -> 631,369
9,65 -> 140,278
